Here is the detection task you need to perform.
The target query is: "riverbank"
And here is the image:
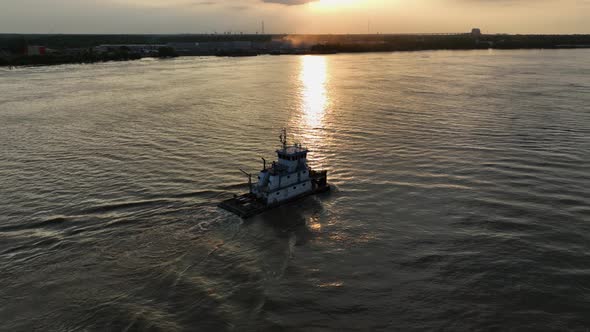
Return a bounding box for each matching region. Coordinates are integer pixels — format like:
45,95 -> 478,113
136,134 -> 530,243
2,33 -> 590,67
0,53 -> 143,67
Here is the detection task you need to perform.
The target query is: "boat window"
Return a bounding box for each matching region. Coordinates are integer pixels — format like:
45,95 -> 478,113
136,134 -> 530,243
276,192 -> 280,195
293,186 -> 296,189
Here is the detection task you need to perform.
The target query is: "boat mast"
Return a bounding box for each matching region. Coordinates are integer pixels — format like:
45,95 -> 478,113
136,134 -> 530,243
279,128 -> 287,150
240,169 -> 253,194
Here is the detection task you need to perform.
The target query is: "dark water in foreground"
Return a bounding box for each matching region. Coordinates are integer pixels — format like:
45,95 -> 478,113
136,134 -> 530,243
1,50 -> 589,331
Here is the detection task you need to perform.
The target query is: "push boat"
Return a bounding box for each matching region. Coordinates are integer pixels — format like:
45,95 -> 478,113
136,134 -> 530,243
218,129 -> 330,218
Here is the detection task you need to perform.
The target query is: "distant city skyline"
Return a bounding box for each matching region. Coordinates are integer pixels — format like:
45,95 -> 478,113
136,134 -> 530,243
1,0 -> 589,34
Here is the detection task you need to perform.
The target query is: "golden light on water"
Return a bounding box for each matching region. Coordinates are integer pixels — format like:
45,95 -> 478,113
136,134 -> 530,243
300,55 -> 329,129
294,55 -> 331,169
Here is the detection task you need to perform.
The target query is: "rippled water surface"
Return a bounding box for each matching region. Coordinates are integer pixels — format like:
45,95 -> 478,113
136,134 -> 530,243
1,50 -> 589,331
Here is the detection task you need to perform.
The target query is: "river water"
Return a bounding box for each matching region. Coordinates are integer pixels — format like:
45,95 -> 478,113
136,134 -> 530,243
1,50 -> 589,331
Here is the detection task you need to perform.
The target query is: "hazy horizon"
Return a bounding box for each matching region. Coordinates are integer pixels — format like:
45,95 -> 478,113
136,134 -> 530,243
1,0 -> 589,35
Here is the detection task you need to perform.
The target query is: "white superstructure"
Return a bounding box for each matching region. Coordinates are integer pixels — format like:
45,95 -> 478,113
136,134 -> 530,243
252,129 -> 313,205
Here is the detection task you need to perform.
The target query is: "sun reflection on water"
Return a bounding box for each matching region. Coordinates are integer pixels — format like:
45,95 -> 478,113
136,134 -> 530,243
300,55 -> 329,129
293,55 -> 332,169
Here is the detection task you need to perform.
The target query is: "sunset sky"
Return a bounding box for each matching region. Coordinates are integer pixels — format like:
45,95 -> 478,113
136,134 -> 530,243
1,0 -> 589,34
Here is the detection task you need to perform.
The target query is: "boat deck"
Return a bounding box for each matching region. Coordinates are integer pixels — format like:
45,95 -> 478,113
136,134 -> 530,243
218,184 -> 330,218
218,194 -> 268,218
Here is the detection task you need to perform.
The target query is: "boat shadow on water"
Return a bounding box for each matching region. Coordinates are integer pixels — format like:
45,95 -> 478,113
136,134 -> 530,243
243,191 -> 332,245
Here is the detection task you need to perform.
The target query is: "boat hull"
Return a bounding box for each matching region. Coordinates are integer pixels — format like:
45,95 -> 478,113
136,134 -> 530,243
218,183 -> 330,219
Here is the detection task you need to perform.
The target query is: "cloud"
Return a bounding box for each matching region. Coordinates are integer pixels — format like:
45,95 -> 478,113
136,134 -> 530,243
183,0 -> 317,7
262,0 -> 317,5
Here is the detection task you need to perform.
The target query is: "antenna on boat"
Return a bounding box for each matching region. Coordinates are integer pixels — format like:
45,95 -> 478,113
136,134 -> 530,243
279,128 -> 287,150
239,169 -> 253,194
261,157 -> 266,170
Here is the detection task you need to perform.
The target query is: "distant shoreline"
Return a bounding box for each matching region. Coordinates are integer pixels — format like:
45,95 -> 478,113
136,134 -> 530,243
2,47 -> 590,68
2,33 -> 590,67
